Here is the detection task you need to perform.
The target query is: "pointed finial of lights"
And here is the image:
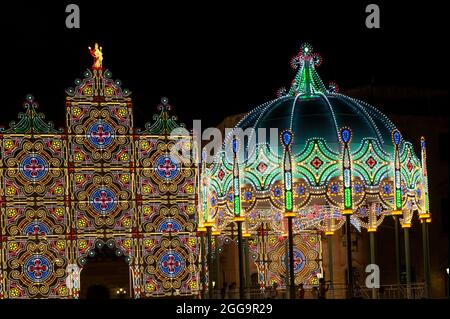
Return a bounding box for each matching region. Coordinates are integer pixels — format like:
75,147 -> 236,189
137,96 -> 185,135
392,129 -> 401,145
232,137 -> 239,155
340,127 -> 352,144
158,96 -> 172,111
0,94 -> 62,134
276,87 -> 287,97
421,136 -> 426,150
288,43 -> 327,97
281,130 -> 293,148
328,82 -> 340,93
25,94 -> 35,104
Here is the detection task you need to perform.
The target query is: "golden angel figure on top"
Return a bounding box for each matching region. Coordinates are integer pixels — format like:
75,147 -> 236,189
88,43 -> 103,69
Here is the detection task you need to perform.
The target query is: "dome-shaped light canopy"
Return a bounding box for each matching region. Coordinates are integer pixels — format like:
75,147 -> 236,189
230,44 -> 398,156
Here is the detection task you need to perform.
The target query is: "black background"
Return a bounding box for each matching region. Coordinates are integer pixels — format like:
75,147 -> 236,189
0,1 -> 448,130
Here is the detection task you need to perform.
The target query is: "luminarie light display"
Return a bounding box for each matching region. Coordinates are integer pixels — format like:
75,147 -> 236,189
202,43 -> 430,297
0,46 -> 199,299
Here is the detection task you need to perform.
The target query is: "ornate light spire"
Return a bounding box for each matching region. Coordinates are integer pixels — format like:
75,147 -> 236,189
391,129 -> 403,217
0,95 -> 62,134
281,130 -> 295,216
137,97 -> 186,135
288,43 -> 328,97
419,137 -> 431,222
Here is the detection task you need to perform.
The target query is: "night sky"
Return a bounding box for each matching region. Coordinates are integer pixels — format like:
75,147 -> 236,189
1,1 -> 447,130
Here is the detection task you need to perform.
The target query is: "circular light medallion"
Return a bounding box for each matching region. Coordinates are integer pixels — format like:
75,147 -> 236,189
19,154 -> 49,182
282,249 -> 306,273
87,121 -> 115,149
159,251 -> 185,277
24,255 -> 52,282
90,187 -> 118,215
155,156 -> 180,180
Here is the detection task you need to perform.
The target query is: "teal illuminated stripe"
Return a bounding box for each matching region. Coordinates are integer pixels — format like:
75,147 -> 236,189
344,188 -> 352,208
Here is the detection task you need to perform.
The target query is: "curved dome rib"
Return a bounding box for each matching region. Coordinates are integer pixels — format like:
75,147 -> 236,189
334,93 -> 385,147
317,92 -> 340,145
289,93 -> 302,131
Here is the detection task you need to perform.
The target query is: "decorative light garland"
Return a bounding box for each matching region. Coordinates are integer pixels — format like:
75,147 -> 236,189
419,137 -> 431,221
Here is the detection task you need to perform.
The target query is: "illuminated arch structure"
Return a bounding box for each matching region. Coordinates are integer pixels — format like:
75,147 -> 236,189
0,43 -> 432,299
0,55 -> 199,298
202,44 -> 431,297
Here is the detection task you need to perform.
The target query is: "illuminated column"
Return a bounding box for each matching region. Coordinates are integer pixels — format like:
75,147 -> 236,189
232,137 -> 246,299
200,149 -> 210,227
197,150 -> 207,297
391,129 -> 402,289
198,229 -> 206,298
281,130 -> 296,299
419,137 -> 431,298
206,225 -> 213,299
340,127 -> 354,298
201,149 -> 214,298
212,227 -> 222,297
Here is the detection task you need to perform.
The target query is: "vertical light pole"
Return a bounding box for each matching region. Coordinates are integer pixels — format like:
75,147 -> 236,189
403,225 -> 412,299
392,215 -> 401,289
243,223 -> 251,298
368,203 -> 378,299
284,232 -> 290,294
212,228 -> 221,297
281,130 -> 296,299
419,137 -> 431,298
325,231 -> 335,299
197,228 -> 206,298
324,206 -> 336,298
205,224 -> 213,299
391,130 -> 403,293
197,148 -> 207,298
232,137 -> 246,299
340,127 -> 354,299
201,149 -> 214,299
